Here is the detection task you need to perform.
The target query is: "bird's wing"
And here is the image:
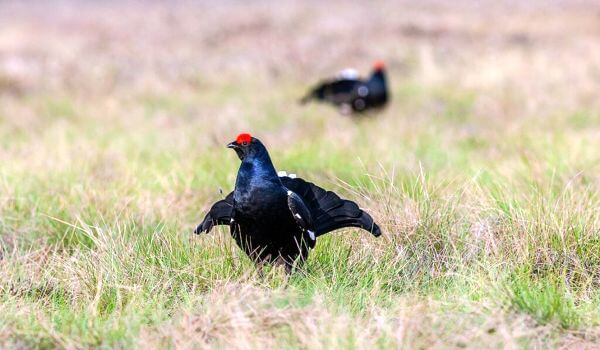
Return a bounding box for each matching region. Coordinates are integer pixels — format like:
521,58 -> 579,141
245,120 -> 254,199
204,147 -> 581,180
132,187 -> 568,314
194,192 -> 234,234
279,176 -> 381,237
323,79 -> 361,103
286,189 -> 316,246
301,78 -> 360,104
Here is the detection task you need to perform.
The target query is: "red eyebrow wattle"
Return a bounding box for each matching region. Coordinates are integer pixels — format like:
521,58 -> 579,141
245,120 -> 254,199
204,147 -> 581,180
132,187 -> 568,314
236,133 -> 252,144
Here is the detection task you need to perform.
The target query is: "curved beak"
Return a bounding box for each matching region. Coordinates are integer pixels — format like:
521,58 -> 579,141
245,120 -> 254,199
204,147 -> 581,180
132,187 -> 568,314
227,141 -> 239,149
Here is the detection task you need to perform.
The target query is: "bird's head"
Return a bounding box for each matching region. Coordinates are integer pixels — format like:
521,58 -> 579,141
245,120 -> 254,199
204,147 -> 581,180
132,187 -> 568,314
372,60 -> 385,72
227,133 -> 265,161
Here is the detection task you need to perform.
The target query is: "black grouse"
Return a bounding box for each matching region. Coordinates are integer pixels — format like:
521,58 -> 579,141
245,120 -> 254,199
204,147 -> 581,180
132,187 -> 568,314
300,61 -> 389,114
195,133 -> 381,272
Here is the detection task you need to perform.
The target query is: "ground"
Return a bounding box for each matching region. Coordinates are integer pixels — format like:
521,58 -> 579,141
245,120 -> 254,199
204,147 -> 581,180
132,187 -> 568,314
0,1 -> 599,349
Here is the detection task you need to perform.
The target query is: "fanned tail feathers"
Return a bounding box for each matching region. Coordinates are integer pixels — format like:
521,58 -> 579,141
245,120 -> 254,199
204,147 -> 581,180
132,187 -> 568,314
196,176 -> 381,237
280,176 -> 381,237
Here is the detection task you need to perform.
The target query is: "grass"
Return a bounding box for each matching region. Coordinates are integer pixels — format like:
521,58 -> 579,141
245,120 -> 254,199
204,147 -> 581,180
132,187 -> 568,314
1,1 -> 599,349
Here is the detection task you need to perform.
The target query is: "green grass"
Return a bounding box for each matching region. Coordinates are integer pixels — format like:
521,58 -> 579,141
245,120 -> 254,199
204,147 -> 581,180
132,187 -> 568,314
508,269 -> 581,329
1,129 -> 597,348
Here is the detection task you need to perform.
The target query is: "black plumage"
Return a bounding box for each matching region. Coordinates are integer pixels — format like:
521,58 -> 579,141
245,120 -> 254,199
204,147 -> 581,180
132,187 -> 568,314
195,133 -> 381,272
300,61 -> 389,114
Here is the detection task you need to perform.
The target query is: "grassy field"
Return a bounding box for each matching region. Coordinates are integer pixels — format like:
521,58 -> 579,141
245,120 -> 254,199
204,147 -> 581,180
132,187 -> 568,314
0,1 -> 599,349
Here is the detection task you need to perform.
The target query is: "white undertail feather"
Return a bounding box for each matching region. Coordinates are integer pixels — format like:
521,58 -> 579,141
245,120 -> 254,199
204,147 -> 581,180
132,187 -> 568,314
279,171 -> 297,179
337,68 -> 359,79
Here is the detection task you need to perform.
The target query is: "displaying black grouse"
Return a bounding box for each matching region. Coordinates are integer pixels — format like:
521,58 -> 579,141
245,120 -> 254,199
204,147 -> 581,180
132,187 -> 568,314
300,61 -> 389,114
195,133 -> 381,272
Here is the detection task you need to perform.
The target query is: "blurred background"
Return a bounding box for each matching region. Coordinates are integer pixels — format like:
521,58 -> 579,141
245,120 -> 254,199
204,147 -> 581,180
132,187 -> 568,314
1,0 -> 599,212
2,1 -> 598,133
1,0 -> 598,191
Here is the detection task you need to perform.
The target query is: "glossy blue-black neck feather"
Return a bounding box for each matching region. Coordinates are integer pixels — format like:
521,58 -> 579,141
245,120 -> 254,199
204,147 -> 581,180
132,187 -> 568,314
367,69 -> 388,102
233,139 -> 284,210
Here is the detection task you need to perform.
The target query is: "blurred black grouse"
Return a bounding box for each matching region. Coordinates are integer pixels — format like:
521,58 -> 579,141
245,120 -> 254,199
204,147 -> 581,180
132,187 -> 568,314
195,133 -> 381,271
300,61 -> 389,114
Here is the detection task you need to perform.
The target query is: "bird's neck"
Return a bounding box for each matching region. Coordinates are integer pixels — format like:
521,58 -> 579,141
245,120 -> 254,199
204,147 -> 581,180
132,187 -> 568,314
235,153 -> 281,193
370,70 -> 386,83
368,71 -> 387,96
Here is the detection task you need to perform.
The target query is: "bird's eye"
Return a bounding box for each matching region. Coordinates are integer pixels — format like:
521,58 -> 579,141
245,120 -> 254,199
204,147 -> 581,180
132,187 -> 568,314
241,141 -> 248,146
